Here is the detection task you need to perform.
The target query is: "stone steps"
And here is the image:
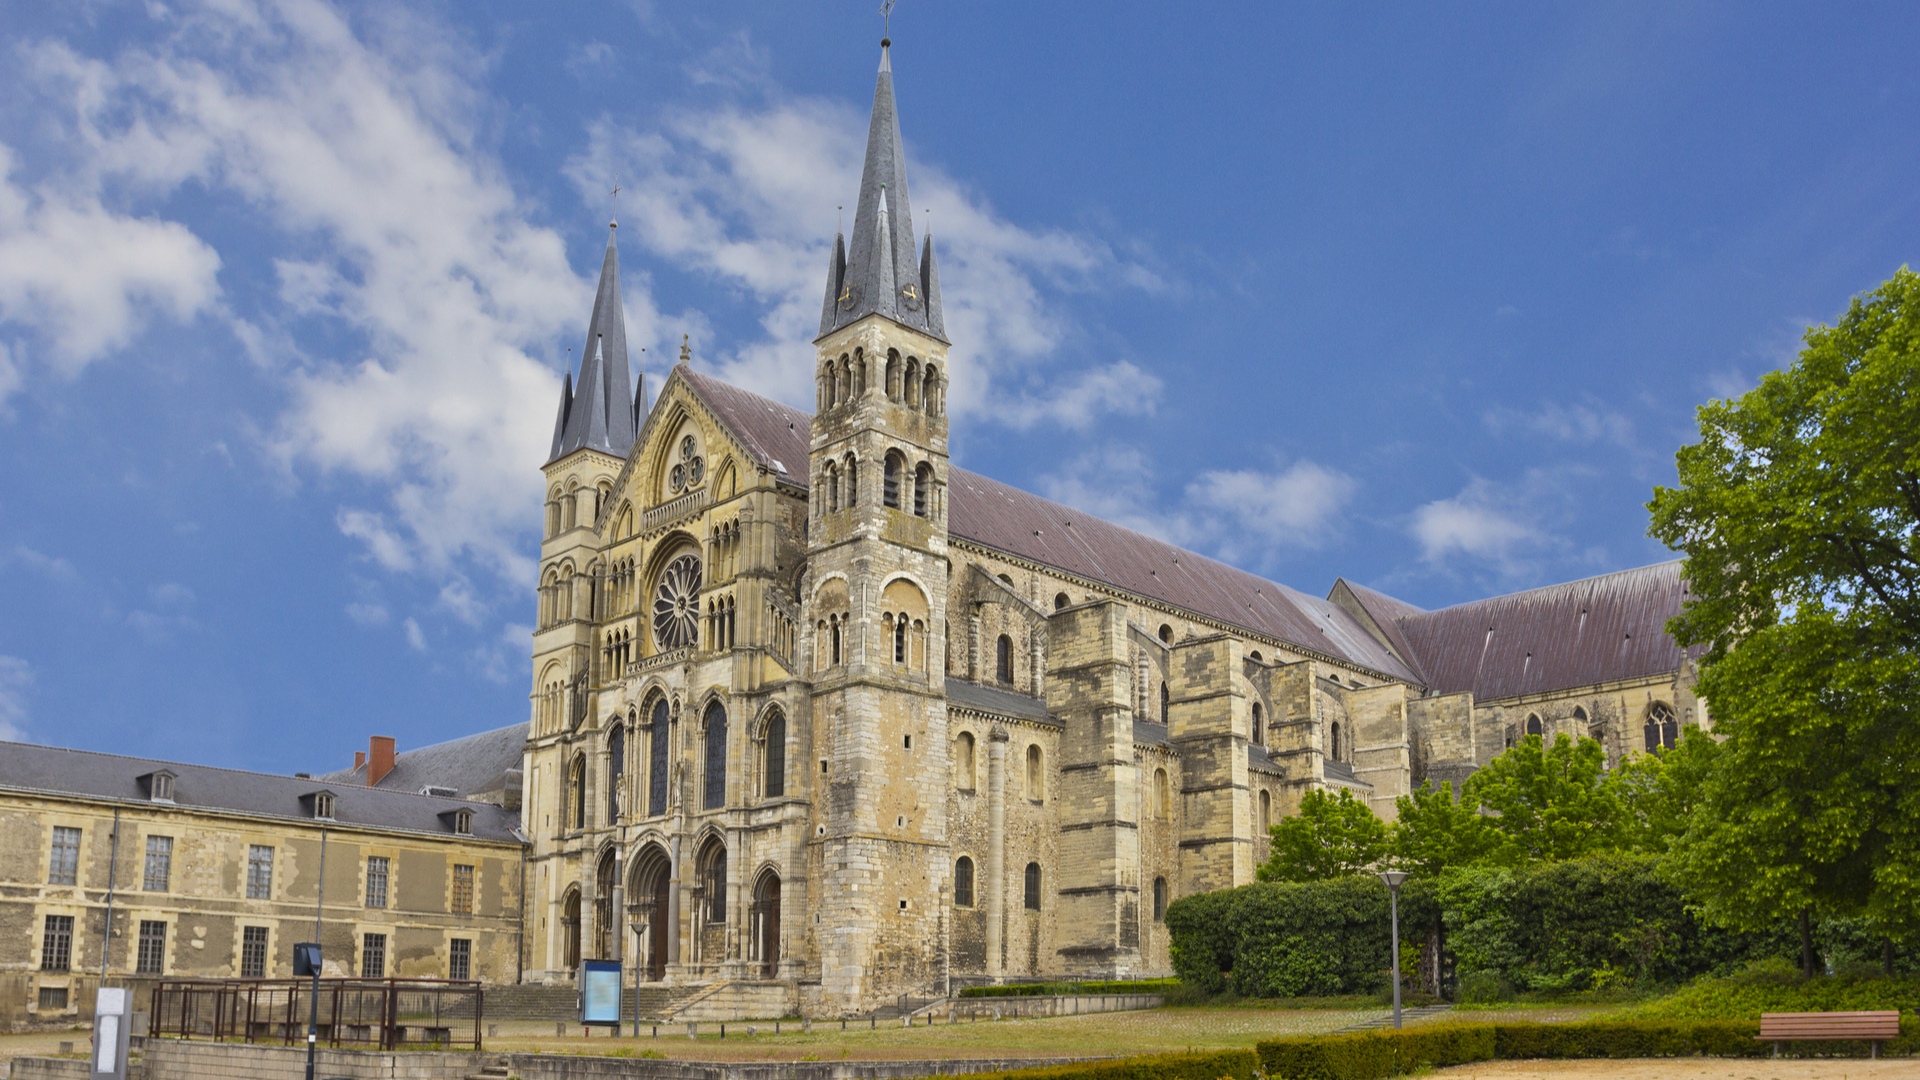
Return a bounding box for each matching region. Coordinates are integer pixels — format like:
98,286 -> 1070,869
1331,1003 -> 1454,1033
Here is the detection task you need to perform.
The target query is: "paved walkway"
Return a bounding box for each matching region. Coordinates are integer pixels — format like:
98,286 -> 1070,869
1330,1003 -> 1454,1032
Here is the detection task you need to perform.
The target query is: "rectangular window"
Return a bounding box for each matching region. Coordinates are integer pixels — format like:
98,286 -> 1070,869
41,915 -> 73,972
38,986 -> 68,1010
362,933 -> 386,978
450,864 -> 474,915
246,845 -> 274,899
143,836 -> 172,892
136,920 -> 167,975
49,827 -> 81,885
365,856 -> 389,908
240,926 -> 269,978
449,938 -> 472,982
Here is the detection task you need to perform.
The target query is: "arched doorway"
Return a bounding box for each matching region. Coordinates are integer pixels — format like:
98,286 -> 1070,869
630,844 -> 672,982
693,835 -> 727,966
561,887 -> 581,972
593,849 -> 618,960
750,870 -> 781,978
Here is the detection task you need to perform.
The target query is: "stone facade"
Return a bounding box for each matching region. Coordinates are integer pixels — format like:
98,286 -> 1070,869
517,38 -> 1707,1017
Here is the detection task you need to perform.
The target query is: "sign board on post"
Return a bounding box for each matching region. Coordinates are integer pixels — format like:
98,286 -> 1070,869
91,987 -> 131,1080
579,960 -> 622,1027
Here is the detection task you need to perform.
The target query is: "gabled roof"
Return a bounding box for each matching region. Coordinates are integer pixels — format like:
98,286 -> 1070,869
1341,562 -> 1696,701
675,373 -> 1423,682
316,722 -> 528,799
0,742 -> 522,842
816,41 -> 946,343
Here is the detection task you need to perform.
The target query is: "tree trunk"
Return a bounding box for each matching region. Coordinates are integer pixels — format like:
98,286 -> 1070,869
1799,908 -> 1815,979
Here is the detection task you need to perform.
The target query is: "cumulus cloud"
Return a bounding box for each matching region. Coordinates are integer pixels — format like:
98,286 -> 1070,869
345,602 -> 388,626
0,655 -> 32,742
1039,444 -> 1352,573
0,144 -> 223,397
1408,469 -> 1605,583
403,617 -> 427,651
1483,399 -> 1637,451
569,86 -> 1165,421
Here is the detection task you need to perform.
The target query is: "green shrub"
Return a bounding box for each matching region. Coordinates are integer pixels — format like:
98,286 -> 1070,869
965,1049 -> 1257,1080
1165,876 -> 1439,999
1606,966 -> 1920,1022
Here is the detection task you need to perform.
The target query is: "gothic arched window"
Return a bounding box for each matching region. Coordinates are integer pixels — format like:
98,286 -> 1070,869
1526,714 -> 1543,738
996,634 -> 1013,684
954,856 -> 974,907
703,700 -> 728,810
1024,862 -> 1042,911
1330,722 -> 1341,762
1645,702 -> 1679,752
1251,701 -> 1264,744
569,756 -> 586,831
648,698 -> 669,817
763,709 -> 786,799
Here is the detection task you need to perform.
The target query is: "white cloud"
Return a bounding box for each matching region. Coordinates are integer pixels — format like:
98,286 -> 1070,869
1039,444 -> 1352,572
403,616 -> 427,651
345,602 -> 388,626
1408,470 -> 1601,582
4,544 -> 80,583
0,144 -> 223,398
1484,400 -> 1638,450
569,87 -> 1165,422
0,655 -> 29,742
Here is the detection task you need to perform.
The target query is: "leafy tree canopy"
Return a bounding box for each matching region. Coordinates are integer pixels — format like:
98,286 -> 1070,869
1258,787 -> 1388,883
1464,733 -> 1625,865
1391,780 -> 1498,879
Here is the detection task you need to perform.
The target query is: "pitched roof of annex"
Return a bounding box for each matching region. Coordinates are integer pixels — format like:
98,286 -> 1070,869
316,722 -> 528,800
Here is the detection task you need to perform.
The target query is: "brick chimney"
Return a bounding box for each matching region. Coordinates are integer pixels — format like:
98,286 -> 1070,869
368,736 -> 396,787
354,751 -> 366,771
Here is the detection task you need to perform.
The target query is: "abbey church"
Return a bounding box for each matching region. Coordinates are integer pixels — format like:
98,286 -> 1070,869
520,40 -> 1708,1017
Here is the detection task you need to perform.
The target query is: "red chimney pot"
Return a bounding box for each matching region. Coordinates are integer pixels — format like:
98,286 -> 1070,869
368,736 -> 396,787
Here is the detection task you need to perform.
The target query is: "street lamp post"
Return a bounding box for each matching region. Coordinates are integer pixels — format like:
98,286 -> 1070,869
1377,871 -> 1408,1029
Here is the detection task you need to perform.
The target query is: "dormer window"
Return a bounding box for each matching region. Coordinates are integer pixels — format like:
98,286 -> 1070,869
140,770 -> 177,803
314,792 -> 335,820
441,808 -> 474,836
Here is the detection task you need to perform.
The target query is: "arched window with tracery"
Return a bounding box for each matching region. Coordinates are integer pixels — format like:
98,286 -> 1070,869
648,698 -> 669,816
1644,702 -> 1678,752
763,709 -> 786,799
996,634 -> 1013,684
954,856 -> 974,907
1024,862 -> 1042,911
703,700 -> 728,810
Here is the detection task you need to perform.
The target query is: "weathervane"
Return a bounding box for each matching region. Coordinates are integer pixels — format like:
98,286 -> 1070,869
610,176 -> 622,228
880,0 -> 901,39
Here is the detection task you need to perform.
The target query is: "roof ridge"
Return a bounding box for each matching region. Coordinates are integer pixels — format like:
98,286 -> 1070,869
1401,560 -> 1684,622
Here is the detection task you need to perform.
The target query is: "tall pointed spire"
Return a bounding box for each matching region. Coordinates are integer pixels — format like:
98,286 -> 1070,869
549,225 -> 639,464
816,38 -> 947,343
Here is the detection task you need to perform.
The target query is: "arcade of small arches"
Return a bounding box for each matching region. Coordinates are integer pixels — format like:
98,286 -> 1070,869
816,347 -> 946,416
545,476 -> 619,540
817,450 -> 939,519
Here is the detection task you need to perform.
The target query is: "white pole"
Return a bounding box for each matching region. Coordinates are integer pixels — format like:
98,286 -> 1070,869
1390,885 -> 1402,1029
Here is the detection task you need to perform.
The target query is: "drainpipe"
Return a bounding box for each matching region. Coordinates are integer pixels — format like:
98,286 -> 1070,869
100,808 -> 121,978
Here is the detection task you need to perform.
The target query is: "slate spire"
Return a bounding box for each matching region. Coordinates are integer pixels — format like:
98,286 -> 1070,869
548,225 -> 639,464
816,39 -> 948,343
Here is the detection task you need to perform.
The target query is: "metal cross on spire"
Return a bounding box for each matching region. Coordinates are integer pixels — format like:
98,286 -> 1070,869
609,177 -> 622,228
880,0 -> 902,38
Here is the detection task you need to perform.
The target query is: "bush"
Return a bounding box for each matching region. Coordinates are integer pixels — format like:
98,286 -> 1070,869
965,1049 -> 1257,1080
1164,876 -> 1439,998
1606,964 -> 1920,1022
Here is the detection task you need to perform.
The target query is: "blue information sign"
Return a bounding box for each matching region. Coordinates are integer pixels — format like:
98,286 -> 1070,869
580,960 -> 622,1026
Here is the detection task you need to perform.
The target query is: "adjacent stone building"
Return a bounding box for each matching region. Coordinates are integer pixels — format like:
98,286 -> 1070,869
0,741 -> 524,1031
520,37 -> 1707,1017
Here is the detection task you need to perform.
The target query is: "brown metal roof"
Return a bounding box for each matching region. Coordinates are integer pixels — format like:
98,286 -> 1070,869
675,373 -> 1423,682
1349,562 -> 1696,701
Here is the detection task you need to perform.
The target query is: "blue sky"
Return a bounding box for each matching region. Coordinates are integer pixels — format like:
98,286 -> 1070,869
2,1 -> 1915,773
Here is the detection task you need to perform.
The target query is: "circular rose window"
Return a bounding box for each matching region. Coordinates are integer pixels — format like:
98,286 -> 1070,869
652,553 -> 702,650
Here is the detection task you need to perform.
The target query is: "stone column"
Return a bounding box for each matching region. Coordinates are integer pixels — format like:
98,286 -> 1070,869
967,606 -> 982,682
986,726 -> 1008,978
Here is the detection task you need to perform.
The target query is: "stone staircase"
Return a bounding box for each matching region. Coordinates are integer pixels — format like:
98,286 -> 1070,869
481,983 -> 701,1025
1331,1003 -> 1454,1033
463,1056 -> 515,1080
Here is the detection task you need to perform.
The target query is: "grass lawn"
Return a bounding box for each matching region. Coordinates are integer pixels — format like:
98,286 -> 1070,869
482,1005 -> 1381,1061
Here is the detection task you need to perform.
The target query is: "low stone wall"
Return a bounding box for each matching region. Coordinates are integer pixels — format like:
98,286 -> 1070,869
9,1058 -> 94,1080
143,1041 -> 478,1080
669,981 -> 798,1022
943,993 -> 1162,1019
128,1042 -> 1093,1080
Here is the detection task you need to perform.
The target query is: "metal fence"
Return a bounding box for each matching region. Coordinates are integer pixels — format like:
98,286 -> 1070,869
147,977 -> 484,1051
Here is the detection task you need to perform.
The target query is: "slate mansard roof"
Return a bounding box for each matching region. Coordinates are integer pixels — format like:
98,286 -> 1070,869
1336,562 -> 1699,701
316,722 -> 528,799
0,741 -> 523,843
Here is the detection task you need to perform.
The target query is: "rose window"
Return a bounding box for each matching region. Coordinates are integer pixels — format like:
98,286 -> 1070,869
652,553 -> 702,650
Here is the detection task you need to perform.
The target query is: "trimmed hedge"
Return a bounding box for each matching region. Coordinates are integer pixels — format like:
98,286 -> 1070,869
959,979 -> 1177,999
1255,1018 -> 1919,1080
962,1049 -> 1257,1080
1165,876 -> 1439,997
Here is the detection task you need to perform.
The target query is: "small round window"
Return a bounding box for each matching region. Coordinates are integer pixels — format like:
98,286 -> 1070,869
669,434 -> 705,494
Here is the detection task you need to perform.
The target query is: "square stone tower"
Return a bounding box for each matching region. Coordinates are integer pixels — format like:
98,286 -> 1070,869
803,37 -> 957,1011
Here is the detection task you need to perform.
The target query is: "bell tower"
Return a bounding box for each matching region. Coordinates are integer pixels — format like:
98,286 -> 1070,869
805,35 -> 955,1011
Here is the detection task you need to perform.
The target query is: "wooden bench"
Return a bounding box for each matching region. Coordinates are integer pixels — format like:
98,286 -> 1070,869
1757,1011 -> 1901,1058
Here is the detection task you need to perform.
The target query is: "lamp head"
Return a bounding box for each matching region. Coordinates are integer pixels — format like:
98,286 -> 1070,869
1378,870 -> 1408,891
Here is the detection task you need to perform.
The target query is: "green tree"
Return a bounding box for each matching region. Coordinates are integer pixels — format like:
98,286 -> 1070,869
1649,268 -> 1920,974
1391,780 -> 1498,878
1609,726 -> 1721,855
1464,734 -> 1624,865
1258,787 -> 1389,882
